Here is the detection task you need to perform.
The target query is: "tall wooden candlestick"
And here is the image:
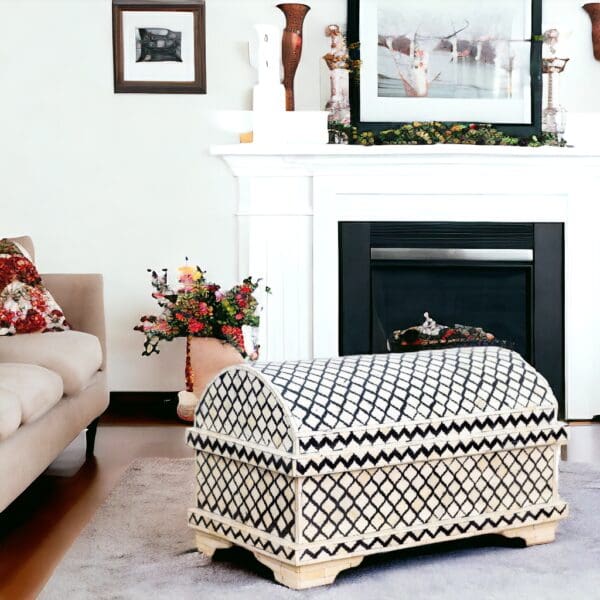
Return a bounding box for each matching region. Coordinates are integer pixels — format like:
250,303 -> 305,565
277,3 -> 311,111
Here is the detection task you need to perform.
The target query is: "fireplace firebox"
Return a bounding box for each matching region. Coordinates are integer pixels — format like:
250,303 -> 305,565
339,222 -> 565,416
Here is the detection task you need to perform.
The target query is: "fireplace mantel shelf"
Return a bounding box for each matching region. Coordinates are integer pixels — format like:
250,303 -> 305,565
211,143 -> 600,176
211,143 -> 600,158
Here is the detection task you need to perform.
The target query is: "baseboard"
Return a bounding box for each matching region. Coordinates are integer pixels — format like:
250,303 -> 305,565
108,392 -> 180,421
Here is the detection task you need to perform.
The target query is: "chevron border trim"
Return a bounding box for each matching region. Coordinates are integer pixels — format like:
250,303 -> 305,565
186,426 -> 567,476
188,503 -> 568,565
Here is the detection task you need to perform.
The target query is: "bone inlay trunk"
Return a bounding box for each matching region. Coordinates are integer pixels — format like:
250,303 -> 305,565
187,347 -> 568,589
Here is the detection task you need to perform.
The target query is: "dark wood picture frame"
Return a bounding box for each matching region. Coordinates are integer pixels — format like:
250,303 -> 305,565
347,0 -> 543,136
112,0 -> 206,94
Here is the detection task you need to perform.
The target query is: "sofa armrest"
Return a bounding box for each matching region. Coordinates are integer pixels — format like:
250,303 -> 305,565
42,274 -> 107,371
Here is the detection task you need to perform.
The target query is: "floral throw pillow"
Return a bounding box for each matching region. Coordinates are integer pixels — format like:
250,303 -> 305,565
0,239 -> 70,336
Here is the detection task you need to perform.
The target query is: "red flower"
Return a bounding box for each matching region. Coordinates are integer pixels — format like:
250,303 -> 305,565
29,287 -> 48,312
13,257 -> 40,285
221,325 -> 245,354
188,319 -> 205,334
469,123 -> 478,130
240,285 -> 252,294
235,313 -> 244,321
0,308 -> 15,327
175,312 -> 186,321
15,310 -> 46,334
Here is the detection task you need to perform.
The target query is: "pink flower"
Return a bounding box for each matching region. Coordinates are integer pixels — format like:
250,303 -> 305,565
215,290 -> 225,302
156,321 -> 172,333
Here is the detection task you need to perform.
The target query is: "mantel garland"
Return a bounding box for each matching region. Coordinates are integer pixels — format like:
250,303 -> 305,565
329,120 -> 566,147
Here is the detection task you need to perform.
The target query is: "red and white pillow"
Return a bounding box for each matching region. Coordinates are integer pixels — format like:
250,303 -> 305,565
0,239 -> 70,336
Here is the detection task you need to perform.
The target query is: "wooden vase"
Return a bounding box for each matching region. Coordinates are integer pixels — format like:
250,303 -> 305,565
277,3 -> 311,111
584,3 -> 600,60
177,337 -> 244,422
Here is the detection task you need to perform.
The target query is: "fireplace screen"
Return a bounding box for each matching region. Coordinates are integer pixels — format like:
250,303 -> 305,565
339,221 -> 564,416
371,264 -> 531,358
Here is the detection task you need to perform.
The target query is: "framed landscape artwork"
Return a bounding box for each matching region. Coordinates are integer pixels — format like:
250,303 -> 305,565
347,0 -> 542,135
112,0 -> 206,94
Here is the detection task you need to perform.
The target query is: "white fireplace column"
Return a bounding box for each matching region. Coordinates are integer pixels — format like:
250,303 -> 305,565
212,144 -> 600,420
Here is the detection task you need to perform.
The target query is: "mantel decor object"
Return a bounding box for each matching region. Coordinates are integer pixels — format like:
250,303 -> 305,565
112,0 -> 206,94
583,3 -> 600,60
249,24 -> 286,112
542,29 -> 569,137
347,0 -> 543,136
324,25 -> 351,143
277,3 -> 311,110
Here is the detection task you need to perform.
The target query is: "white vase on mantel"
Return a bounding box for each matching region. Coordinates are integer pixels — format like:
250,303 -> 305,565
249,23 -> 329,145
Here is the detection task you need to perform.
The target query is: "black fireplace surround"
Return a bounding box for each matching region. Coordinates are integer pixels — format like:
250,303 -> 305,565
339,222 -> 565,417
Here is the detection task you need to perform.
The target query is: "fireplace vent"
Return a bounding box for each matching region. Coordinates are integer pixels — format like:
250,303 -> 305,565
370,222 -> 534,249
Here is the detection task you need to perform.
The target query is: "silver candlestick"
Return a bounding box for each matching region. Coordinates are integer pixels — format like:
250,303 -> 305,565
542,29 -> 569,137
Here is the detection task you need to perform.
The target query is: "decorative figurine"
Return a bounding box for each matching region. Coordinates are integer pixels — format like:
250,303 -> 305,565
277,3 -> 311,111
323,24 -> 351,143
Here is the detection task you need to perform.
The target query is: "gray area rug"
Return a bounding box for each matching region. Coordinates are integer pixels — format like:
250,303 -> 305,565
41,458 -> 600,600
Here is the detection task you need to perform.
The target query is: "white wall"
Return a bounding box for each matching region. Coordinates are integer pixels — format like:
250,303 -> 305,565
1,0 -> 599,391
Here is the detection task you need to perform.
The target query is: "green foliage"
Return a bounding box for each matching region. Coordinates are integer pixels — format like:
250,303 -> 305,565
330,121 -> 565,148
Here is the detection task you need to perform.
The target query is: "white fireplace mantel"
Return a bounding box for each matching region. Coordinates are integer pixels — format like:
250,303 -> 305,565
212,143 -> 600,419
212,143 -> 600,175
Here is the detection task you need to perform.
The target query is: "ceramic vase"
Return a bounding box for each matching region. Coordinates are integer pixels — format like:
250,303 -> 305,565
177,337 -> 244,422
583,3 -> 600,60
277,3 -> 311,111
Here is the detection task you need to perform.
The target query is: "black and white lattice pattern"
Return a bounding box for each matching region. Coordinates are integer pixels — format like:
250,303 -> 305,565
256,347 -> 554,435
298,503 -> 568,562
197,368 -> 294,451
300,446 -> 555,543
195,452 -> 296,540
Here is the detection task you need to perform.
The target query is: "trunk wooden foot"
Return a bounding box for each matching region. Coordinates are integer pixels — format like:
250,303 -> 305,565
253,553 -> 363,590
501,521 -> 558,547
195,531 -> 233,558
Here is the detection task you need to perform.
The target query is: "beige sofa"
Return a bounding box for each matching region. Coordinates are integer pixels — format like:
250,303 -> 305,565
0,237 -> 109,511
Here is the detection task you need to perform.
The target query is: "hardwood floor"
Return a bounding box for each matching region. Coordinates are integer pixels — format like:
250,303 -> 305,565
0,419 -> 598,600
0,418 -> 192,600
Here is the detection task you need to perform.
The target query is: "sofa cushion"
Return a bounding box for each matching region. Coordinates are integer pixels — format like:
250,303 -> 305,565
0,363 -> 63,424
0,386 -> 22,440
0,331 -> 102,396
0,238 -> 70,335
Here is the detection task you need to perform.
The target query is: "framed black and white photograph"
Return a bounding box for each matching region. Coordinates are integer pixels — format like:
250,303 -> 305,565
112,0 -> 206,94
348,0 -> 542,135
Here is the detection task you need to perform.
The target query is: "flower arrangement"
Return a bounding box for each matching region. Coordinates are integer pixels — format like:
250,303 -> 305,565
135,261 -> 269,359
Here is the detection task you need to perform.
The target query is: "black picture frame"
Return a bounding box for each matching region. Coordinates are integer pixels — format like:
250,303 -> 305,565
112,0 -> 206,94
347,0 -> 542,136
